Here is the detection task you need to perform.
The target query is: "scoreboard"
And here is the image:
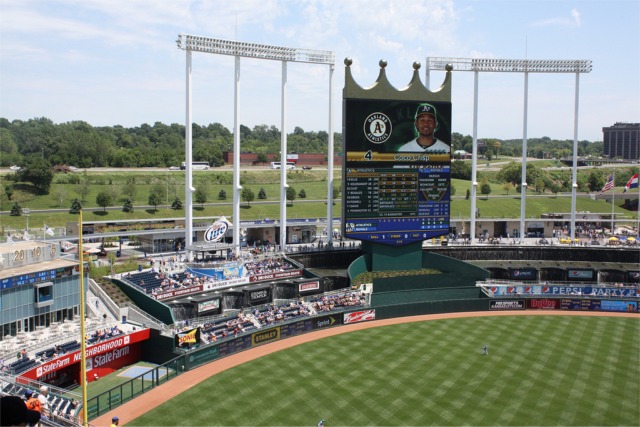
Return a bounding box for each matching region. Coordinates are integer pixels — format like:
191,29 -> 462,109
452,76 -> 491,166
342,99 -> 451,246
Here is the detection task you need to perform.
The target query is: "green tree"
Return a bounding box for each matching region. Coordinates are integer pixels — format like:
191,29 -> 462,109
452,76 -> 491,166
122,176 -> 137,201
588,172 -> 605,193
241,187 -> 255,206
286,186 -> 297,205
258,188 -> 267,199
96,191 -> 113,212
75,171 -> 91,203
333,184 -> 341,198
298,188 -> 307,198
16,156 -> 54,193
503,183 -> 514,195
122,198 -> 134,213
148,189 -> 163,211
69,198 -> 82,214
194,185 -> 208,208
4,184 -> 14,201
171,197 -> 183,210
256,153 -> 268,165
218,189 -> 227,200
451,160 -> 472,180
450,185 -> 456,196
480,178 -> 492,198
10,202 -> 22,216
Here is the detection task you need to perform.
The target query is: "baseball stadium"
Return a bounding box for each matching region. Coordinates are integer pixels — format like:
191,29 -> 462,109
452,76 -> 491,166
2,39 -> 640,427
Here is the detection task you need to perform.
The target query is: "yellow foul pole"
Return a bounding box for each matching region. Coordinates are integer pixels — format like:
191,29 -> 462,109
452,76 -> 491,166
78,209 -> 88,425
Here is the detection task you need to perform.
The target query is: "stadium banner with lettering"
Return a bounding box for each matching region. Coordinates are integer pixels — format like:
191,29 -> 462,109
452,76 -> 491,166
489,285 -> 638,298
203,277 -> 250,291
527,299 -> 560,310
508,268 -> 537,281
601,300 -> 638,313
279,314 -> 342,338
22,329 -> 151,380
153,285 -> 204,301
246,286 -> 271,305
343,309 -> 376,324
298,280 -> 320,293
197,298 -> 221,315
86,344 -> 142,379
174,328 -> 201,348
252,327 -> 280,347
185,346 -> 220,370
249,269 -> 303,282
560,299 -> 600,311
566,269 -> 595,281
489,300 -> 525,310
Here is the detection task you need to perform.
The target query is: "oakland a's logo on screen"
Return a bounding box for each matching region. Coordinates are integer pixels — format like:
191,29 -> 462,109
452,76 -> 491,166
363,112 -> 392,143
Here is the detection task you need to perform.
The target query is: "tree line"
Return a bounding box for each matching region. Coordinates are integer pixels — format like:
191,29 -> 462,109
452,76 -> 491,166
1,117 -> 605,170
0,117 -> 342,169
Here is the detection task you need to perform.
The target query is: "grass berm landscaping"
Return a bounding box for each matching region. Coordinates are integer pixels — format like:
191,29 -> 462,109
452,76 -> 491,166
126,315 -> 639,426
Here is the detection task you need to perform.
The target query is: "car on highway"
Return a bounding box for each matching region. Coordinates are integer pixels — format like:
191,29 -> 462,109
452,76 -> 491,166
9,165 -> 21,172
302,165 -> 312,170
168,166 -> 181,171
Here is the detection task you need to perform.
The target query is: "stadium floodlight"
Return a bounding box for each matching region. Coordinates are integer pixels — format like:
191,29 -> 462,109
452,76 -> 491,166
177,34 -> 334,65
177,33 -> 335,257
426,57 -> 591,74
426,56 -> 592,243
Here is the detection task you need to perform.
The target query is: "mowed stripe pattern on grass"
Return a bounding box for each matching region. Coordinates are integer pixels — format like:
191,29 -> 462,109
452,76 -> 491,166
129,315 -> 639,426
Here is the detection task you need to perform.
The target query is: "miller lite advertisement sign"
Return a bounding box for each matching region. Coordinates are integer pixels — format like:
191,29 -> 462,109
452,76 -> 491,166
204,216 -> 231,242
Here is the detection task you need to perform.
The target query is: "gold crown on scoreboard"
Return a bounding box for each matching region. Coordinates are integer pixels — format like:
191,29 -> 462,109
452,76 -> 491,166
343,58 -> 453,102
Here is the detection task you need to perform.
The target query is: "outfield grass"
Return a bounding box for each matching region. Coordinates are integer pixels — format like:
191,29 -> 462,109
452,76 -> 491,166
127,315 -> 639,426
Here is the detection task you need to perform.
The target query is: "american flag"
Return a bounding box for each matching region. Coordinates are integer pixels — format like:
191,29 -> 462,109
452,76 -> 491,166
600,175 -> 614,192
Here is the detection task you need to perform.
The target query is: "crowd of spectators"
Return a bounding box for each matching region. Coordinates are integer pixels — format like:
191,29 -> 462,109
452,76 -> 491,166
243,257 -> 293,276
86,325 -> 124,344
310,292 -> 367,312
176,290 -> 368,348
126,256 -> 298,296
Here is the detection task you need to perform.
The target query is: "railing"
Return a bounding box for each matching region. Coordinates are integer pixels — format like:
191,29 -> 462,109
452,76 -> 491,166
86,356 -> 185,420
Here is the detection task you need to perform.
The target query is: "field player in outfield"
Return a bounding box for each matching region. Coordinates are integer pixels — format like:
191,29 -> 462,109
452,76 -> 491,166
482,345 -> 488,355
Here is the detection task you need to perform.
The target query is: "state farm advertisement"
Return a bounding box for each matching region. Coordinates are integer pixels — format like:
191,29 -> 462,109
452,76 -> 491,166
22,329 -> 150,380
250,270 -> 303,282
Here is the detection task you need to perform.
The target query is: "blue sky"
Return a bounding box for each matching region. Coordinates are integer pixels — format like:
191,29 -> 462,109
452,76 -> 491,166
1,0 -> 638,142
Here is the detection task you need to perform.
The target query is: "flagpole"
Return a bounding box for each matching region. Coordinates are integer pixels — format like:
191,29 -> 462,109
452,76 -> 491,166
611,171 -> 615,235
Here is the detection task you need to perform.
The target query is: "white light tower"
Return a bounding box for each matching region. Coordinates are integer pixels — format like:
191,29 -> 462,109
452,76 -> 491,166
426,57 -> 592,242
176,34 -> 334,256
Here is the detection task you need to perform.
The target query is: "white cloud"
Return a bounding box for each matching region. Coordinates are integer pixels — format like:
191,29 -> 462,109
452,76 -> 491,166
529,8 -> 583,28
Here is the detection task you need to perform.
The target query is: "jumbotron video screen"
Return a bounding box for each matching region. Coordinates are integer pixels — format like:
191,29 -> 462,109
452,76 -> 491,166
342,99 -> 452,246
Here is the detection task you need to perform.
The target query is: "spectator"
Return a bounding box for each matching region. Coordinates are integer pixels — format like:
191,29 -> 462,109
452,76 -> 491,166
38,386 -> 51,419
1,395 -> 41,427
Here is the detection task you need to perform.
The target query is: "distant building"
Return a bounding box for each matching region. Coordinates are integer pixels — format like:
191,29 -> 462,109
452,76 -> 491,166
602,122 -> 640,161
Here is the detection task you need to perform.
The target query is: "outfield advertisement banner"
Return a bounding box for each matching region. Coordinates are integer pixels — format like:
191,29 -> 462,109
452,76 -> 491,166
22,329 -> 151,381
528,298 -> 638,312
490,300 -> 525,310
186,315 -> 344,360
344,309 -> 376,324
600,300 -> 638,312
490,285 -> 638,297
175,328 -> 201,348
527,299 -> 560,310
